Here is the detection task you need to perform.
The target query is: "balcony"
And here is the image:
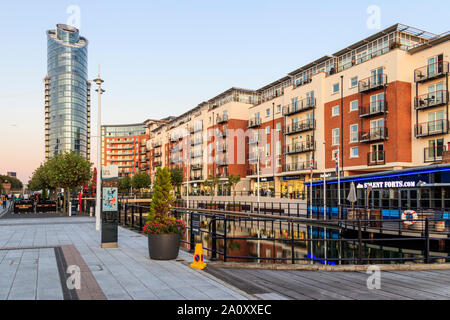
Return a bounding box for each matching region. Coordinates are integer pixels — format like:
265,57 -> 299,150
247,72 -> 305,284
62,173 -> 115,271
216,114 -> 228,124
246,169 -> 258,176
153,161 -> 162,167
191,151 -> 203,158
170,144 -> 183,153
152,141 -> 162,148
191,138 -> 203,146
190,175 -> 203,181
415,119 -> 448,138
358,74 -> 387,93
414,90 -> 448,110
367,151 -> 385,166
359,127 -> 388,143
219,171 -> 229,178
424,145 -> 447,163
284,120 -> 315,135
359,99 -> 387,118
282,97 -> 316,116
190,126 -> 203,134
216,156 -> 228,166
283,161 -> 316,172
414,61 -> 449,83
284,141 -> 315,155
249,136 -> 259,145
248,153 -> 258,163
191,163 -> 203,170
153,150 -> 162,157
247,118 -> 261,128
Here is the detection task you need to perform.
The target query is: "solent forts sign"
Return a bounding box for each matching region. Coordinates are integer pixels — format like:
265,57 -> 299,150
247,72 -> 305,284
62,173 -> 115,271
357,180 -> 417,189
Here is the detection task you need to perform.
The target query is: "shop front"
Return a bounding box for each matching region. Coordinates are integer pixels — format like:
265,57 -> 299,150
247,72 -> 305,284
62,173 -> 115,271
310,164 -> 450,218
280,175 -> 305,199
251,177 -> 275,197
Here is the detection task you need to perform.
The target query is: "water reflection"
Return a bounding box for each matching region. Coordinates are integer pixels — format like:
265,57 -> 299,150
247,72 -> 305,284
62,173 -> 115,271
178,212 -> 450,265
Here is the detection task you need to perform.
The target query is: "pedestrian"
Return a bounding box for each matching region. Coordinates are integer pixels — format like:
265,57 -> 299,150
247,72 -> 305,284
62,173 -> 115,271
2,195 -> 6,209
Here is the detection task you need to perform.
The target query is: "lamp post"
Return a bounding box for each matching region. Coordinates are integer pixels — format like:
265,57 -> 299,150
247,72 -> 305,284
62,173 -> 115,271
94,66 -> 105,232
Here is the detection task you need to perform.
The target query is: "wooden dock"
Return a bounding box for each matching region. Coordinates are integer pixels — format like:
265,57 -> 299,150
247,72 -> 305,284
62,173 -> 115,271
205,266 -> 450,300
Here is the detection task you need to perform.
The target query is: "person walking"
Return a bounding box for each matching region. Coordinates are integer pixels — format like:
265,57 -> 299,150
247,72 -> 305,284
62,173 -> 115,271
2,195 -> 6,209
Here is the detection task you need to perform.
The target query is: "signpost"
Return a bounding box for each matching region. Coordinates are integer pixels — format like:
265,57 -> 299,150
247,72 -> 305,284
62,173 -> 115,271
191,213 -> 200,235
101,165 -> 119,248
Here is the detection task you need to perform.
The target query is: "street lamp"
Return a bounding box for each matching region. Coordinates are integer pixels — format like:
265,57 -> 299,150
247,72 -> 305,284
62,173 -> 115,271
94,66 -> 105,232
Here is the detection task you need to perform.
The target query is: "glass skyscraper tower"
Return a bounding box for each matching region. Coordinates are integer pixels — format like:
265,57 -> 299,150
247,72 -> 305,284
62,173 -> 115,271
45,24 -> 91,160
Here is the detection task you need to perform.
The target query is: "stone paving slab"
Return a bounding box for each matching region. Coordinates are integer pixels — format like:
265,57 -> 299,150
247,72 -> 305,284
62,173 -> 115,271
0,216 -> 250,300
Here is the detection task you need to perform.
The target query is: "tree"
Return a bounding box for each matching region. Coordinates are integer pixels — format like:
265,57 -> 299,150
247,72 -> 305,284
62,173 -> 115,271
203,175 -> 219,202
147,167 -> 174,220
131,172 -> 151,195
49,152 -> 92,214
28,164 -> 55,199
227,174 -> 241,204
118,175 -> 131,194
0,175 -> 23,190
169,168 -> 183,197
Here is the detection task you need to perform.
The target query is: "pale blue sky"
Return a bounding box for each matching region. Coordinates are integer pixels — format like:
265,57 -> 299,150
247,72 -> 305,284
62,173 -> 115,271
0,0 -> 449,183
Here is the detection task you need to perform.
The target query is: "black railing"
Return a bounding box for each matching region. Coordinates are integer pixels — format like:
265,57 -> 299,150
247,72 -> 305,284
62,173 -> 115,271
284,119 -> 316,135
282,97 -> 316,116
113,203 -> 450,265
415,119 -> 448,138
284,141 -> 315,154
359,127 -> 388,143
414,61 -> 449,83
359,99 -> 387,117
358,74 -> 387,93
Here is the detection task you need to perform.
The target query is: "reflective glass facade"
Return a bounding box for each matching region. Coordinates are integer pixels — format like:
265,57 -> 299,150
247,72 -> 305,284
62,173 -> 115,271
46,24 -> 89,159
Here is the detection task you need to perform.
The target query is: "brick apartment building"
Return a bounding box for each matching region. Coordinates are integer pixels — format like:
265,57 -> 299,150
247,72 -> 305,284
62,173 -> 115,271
139,24 -> 450,198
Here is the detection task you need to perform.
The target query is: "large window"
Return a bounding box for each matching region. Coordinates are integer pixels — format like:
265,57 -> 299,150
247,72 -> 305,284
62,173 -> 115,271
350,124 -> 358,143
332,128 -> 340,146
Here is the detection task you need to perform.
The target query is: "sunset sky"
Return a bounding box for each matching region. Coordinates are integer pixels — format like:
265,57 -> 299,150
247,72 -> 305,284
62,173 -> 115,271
0,0 -> 449,184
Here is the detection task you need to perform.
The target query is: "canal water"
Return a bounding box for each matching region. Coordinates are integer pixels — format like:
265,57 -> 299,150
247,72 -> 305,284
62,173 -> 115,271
179,213 -> 450,265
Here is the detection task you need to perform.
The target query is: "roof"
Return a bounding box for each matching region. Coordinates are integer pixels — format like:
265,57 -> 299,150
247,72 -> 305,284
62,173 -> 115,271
208,87 -> 257,103
257,76 -> 291,92
408,31 -> 450,54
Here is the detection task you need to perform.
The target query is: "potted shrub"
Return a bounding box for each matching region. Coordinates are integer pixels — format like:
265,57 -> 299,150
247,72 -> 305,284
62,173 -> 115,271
143,167 -> 186,260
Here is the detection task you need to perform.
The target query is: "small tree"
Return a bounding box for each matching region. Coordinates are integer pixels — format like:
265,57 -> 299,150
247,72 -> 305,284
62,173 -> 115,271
49,152 -> 92,214
169,168 -> 183,197
147,167 -> 174,220
131,172 -> 151,196
118,175 -> 131,195
227,174 -> 241,204
203,175 -> 219,202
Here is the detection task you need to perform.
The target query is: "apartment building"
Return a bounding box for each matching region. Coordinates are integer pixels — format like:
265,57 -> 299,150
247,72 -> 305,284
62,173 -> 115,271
101,123 -> 148,177
143,23 -> 449,198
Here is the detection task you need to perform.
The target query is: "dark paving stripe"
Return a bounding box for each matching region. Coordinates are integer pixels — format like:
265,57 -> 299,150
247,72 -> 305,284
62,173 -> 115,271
55,246 -> 79,300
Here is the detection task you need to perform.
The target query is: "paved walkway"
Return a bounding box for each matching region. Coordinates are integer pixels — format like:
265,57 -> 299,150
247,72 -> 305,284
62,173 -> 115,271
0,216 -> 250,300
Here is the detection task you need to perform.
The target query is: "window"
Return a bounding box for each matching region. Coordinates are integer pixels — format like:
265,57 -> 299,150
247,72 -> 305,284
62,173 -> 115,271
266,108 -> 271,117
350,100 -> 358,112
266,126 -> 270,134
350,77 -> 358,88
266,143 -> 270,157
277,105 -> 281,113
276,141 -> 281,156
276,123 -> 281,131
332,149 -> 339,160
332,105 -> 340,117
332,83 -> 340,94
350,147 -> 359,158
350,124 -> 358,143
332,128 -> 340,146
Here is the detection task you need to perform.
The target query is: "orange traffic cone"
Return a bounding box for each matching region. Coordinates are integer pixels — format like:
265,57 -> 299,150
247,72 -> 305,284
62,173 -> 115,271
190,244 -> 207,270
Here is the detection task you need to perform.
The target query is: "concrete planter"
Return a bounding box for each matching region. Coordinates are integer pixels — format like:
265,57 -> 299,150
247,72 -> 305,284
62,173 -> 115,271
148,233 -> 180,260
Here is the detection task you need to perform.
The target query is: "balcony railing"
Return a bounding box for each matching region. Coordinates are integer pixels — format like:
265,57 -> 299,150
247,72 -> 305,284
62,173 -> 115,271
414,90 -> 448,110
358,74 -> 387,93
170,144 -> 183,153
217,144 -> 227,152
246,169 -> 258,176
216,114 -> 228,124
191,164 -> 203,170
424,145 -> 447,163
284,141 -> 315,154
216,157 -> 228,166
367,151 -> 385,166
359,99 -> 387,117
153,150 -> 162,157
282,97 -> 316,116
190,126 -> 203,134
249,136 -> 259,145
191,138 -> 203,146
284,119 -> 316,135
247,118 -> 261,128
190,175 -> 203,181
153,161 -> 162,167
415,119 -> 448,138
191,151 -> 203,158
359,127 -> 388,143
414,61 -> 449,83
283,161 -> 316,172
